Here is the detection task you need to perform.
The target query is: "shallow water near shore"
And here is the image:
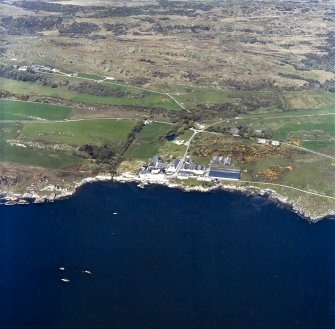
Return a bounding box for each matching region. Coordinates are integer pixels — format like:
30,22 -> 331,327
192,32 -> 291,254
1,182 -> 335,329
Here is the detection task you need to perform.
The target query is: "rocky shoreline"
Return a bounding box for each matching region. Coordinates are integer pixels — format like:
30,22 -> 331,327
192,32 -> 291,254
1,172 -> 334,222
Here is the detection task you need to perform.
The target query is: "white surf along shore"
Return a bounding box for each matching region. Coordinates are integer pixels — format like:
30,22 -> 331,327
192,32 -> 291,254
1,171 -> 334,222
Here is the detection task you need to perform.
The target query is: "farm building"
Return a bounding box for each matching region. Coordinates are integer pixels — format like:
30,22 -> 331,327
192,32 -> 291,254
182,163 -> 206,175
211,156 -> 232,166
166,160 -> 180,174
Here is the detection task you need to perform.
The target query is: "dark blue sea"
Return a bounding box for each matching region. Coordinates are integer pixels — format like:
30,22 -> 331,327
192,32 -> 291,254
1,183 -> 335,329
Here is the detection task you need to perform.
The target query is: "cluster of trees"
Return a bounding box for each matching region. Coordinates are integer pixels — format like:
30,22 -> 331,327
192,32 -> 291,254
0,90 -> 29,101
1,16 -> 63,35
103,23 -> 131,36
59,22 -> 100,36
278,72 -> 318,84
104,21 -> 212,36
126,122 -> 145,144
0,66 -> 39,82
302,52 -> 335,74
13,1 -> 91,14
0,65 -> 69,89
197,103 -> 246,116
40,77 -> 62,89
78,144 -> 115,161
104,20 -> 211,36
322,79 -> 335,93
117,121 -> 145,163
0,46 -> 6,56
157,1 -> 212,11
235,35 -> 271,45
68,82 -> 126,97
223,77 -> 312,92
147,23 -> 211,34
168,115 -> 196,137
15,0 -> 212,20
301,32 -> 335,74
91,3 -> 209,19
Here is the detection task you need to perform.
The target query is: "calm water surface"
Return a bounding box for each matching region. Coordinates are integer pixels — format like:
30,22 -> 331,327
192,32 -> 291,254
0,183 -> 335,329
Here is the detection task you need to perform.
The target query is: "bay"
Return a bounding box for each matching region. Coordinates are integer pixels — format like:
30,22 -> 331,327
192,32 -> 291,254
0,182 -> 334,329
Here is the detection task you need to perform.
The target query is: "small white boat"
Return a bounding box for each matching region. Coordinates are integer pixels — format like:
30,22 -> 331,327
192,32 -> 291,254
82,270 -> 92,275
113,212 -> 118,215
61,278 -> 70,282
59,267 -> 65,271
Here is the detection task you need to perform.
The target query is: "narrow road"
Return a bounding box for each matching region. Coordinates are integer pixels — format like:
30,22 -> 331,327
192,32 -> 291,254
0,117 -> 175,125
204,119 -> 223,130
171,129 -> 200,178
166,93 -> 189,112
39,70 -> 188,112
283,142 -> 335,161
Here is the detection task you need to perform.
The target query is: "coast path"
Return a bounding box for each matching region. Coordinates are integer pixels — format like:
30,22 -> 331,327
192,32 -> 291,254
238,180 -> 335,200
282,142 -> 335,161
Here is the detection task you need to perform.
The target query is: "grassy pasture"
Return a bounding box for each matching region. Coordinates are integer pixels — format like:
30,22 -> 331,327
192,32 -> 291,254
301,141 -> 335,155
177,88 -> 231,108
272,119 -> 335,141
20,119 -> 137,148
0,122 -> 83,168
256,152 -> 335,197
125,122 -> 172,160
0,99 -> 71,121
229,112 -> 335,142
70,90 -> 177,109
0,77 -> 179,111
0,144 -> 84,169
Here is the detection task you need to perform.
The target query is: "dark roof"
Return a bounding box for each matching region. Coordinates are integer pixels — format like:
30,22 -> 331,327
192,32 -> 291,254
151,155 -> 159,163
209,168 -> 240,180
156,162 -> 168,169
173,159 -> 180,167
179,170 -> 192,176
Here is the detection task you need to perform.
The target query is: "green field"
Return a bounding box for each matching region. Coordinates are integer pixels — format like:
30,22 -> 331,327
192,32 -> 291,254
125,122 -> 172,159
0,122 -> 83,168
219,111 -> 335,144
20,119 -> 137,148
177,88 -> 231,108
301,141 -> 335,154
0,99 -> 72,121
0,144 -> 84,169
0,77 -> 178,111
70,90 -> 177,109
272,117 -> 335,141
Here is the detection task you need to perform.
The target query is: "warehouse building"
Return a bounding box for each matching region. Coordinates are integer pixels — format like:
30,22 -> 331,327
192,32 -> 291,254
208,168 -> 241,181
